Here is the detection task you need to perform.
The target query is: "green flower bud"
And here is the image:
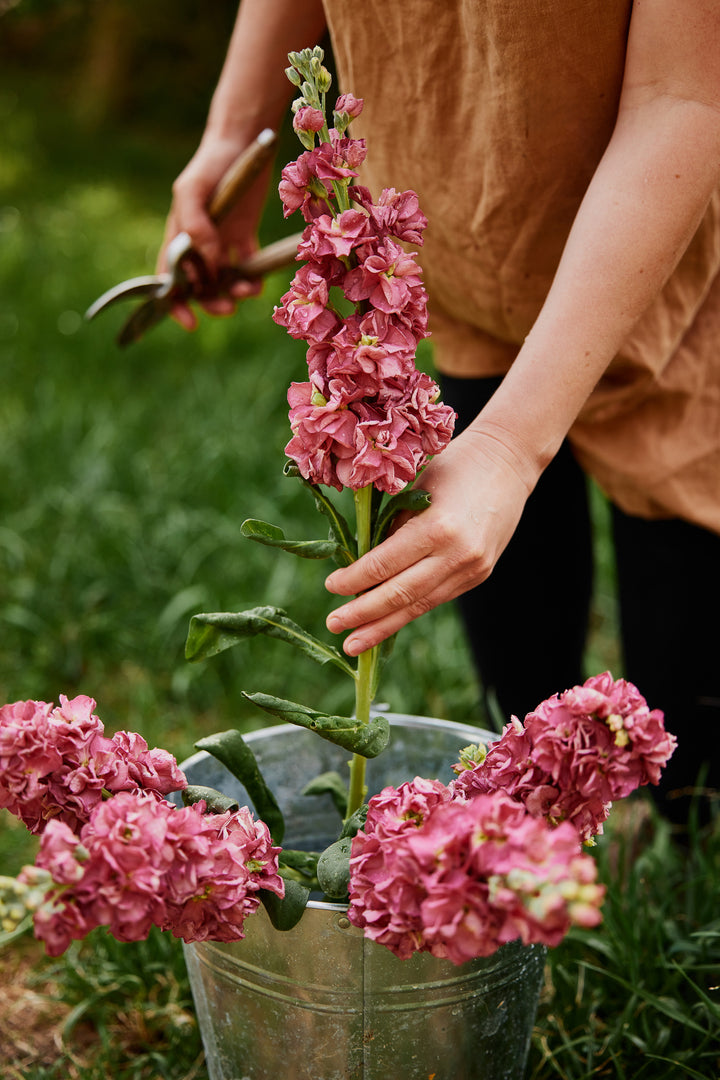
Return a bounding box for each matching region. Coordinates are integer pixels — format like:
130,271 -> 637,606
285,65 -> 302,87
317,67 -> 333,94
333,111 -> 350,135
296,128 -> 316,151
456,743 -> 488,771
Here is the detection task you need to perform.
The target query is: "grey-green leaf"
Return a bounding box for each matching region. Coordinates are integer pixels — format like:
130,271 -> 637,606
316,837 -> 352,900
279,849 -> 321,881
302,771 -> 349,818
285,463 -> 357,565
243,692 -> 390,758
340,804 -> 368,840
185,606 -> 357,680
370,634 -> 397,700
194,729 -> 285,844
181,785 -> 240,814
260,876 -> 310,931
241,518 -> 342,561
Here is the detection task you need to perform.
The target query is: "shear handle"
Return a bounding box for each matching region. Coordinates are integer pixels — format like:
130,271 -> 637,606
208,128 -> 277,223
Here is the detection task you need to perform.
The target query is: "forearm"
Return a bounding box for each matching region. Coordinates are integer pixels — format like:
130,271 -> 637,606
204,0 -> 328,144
476,94 -> 720,485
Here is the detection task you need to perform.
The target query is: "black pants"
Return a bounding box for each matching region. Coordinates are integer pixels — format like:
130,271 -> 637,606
441,374 -> 720,825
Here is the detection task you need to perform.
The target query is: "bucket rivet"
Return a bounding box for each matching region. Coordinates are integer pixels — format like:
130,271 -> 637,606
337,916 -> 351,929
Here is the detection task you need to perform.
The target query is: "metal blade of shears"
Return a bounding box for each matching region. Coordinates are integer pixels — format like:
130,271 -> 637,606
114,234 -> 302,346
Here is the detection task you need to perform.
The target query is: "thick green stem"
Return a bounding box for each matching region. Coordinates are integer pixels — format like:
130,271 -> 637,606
346,486 -> 377,819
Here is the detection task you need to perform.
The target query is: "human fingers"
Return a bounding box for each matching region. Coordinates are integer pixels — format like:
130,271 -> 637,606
169,299 -> 198,332
325,515 -> 435,598
326,552 -> 484,655
325,509 -> 492,635
165,168 -> 224,271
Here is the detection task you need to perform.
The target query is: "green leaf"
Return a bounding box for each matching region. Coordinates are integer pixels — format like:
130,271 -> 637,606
181,785 -> 240,814
301,771 -> 349,817
260,876 -> 310,931
279,849 -> 321,879
185,606 -> 357,680
370,634 -> 397,700
373,488 -> 431,547
243,692 -> 390,758
240,518 -> 343,561
340,804 -> 368,840
194,729 -> 285,844
285,462 -> 357,566
316,837 -> 352,900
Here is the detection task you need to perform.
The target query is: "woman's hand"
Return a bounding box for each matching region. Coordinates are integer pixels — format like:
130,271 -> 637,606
324,421 -> 542,655
157,135 -> 269,330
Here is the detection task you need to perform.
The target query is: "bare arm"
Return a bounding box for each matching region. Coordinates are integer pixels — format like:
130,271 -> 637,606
158,0 -> 327,325
325,0 -> 720,655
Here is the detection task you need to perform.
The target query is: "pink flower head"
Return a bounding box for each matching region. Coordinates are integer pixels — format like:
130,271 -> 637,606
380,370 -> 456,456
0,695 -> 187,835
103,730 -> 188,797
277,100 -> 453,495
329,133 -> 367,172
297,210 -> 373,261
29,791 -> 283,956
352,186 -> 428,246
285,381 -> 359,490
328,311 -> 420,383
363,777 -> 453,838
335,402 -> 424,495
273,263 -> 342,343
344,238 -> 426,317
334,93 -> 364,119
527,672 -> 677,799
0,699 -> 62,829
348,790 -> 604,965
293,106 -> 325,134
452,673 -> 677,842
278,142 -> 363,222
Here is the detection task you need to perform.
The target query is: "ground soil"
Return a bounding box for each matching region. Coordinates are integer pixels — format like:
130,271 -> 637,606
0,937 -> 71,1076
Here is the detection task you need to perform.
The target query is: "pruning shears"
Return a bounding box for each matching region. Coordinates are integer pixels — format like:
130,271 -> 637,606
85,128 -> 301,346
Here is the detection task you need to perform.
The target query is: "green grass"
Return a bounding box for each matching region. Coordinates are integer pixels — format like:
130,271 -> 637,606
2,72 -> 716,1080
529,802 -> 720,1079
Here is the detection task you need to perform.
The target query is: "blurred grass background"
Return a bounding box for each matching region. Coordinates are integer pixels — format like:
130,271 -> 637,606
1,5 -> 716,1078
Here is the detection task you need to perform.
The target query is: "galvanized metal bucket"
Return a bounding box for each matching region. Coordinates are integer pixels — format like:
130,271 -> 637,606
180,714 -> 546,1080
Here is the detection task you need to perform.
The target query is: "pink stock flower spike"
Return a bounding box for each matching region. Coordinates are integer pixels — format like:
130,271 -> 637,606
27,791 -> 284,955
451,673 -> 676,843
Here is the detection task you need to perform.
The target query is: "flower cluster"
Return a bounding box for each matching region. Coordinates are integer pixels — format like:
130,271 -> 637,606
347,782 -> 604,965
0,695 -> 187,835
0,872 -> 49,937
347,674 -> 676,963
21,790 -> 283,956
273,54 -> 455,493
452,672 -> 678,842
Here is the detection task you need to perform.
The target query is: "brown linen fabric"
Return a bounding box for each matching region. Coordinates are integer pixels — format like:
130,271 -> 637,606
322,0 -> 720,533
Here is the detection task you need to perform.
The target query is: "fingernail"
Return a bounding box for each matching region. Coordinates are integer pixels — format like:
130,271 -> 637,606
325,575 -> 338,593
326,613 -> 341,632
